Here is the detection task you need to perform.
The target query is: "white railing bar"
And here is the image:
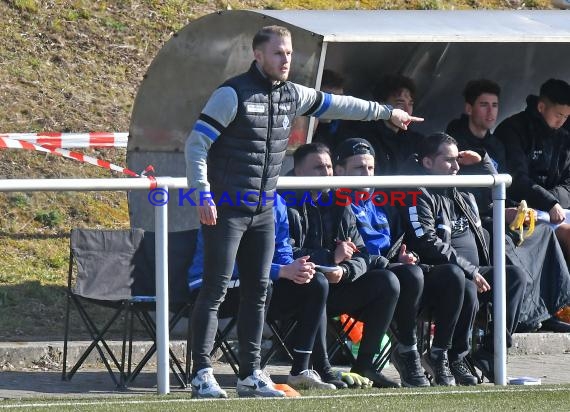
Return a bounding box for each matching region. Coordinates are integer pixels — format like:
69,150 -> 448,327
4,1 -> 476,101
0,173 -> 511,392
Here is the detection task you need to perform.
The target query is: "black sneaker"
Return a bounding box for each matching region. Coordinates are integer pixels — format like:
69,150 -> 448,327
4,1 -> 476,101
320,368 -> 349,389
351,366 -> 401,388
471,349 -> 494,383
449,358 -> 478,386
421,351 -> 456,386
391,347 -> 430,388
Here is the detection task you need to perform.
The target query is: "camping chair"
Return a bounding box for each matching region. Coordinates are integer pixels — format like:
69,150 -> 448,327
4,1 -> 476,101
327,313 -> 393,373
124,229 -> 197,386
260,317 -> 298,368
62,228 -> 196,388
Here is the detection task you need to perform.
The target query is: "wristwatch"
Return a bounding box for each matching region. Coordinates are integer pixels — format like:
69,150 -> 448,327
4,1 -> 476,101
340,264 -> 349,278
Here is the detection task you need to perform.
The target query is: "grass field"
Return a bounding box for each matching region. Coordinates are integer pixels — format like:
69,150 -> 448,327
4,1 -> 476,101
1,386 -> 570,411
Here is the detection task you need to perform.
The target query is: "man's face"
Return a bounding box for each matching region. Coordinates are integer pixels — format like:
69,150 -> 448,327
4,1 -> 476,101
335,154 -> 375,177
538,100 -> 570,130
294,152 -> 333,177
254,34 -> 292,82
422,143 -> 460,175
386,88 -> 414,116
466,93 -> 499,132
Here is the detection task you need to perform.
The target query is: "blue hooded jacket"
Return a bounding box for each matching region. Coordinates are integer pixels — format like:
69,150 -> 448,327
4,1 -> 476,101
188,194 -> 293,290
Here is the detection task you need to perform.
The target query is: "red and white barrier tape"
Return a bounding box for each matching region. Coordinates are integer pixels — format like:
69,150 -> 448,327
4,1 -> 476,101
0,136 -> 143,178
0,132 -> 128,148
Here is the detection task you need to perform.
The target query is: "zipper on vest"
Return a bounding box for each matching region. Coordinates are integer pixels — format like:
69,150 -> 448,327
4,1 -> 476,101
257,89 -> 273,213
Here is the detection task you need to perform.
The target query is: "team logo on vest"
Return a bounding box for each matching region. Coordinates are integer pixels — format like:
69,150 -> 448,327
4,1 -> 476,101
283,116 -> 290,129
246,103 -> 265,114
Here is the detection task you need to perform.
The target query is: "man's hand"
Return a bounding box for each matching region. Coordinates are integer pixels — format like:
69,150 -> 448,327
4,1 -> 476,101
279,256 -> 315,284
458,150 -> 482,166
325,267 -> 344,284
549,203 -> 566,224
198,203 -> 217,225
389,108 -> 424,131
397,244 -> 417,264
474,273 -> 491,293
333,370 -> 372,388
334,237 -> 356,264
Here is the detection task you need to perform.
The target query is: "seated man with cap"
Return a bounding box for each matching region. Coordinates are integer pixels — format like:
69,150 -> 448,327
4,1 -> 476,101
333,138 -> 478,386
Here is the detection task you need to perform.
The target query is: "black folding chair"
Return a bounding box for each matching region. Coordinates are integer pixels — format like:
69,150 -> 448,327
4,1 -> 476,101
327,314 -> 393,373
62,228 -> 196,388
260,318 -> 298,368
126,229 -> 197,386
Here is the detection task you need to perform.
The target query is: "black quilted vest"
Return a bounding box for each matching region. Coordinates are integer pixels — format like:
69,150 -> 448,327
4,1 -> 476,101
207,62 -> 298,213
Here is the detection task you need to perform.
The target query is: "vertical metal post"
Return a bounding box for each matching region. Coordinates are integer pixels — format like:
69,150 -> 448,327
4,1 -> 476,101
492,182 -> 507,385
306,41 -> 328,143
155,185 -> 170,394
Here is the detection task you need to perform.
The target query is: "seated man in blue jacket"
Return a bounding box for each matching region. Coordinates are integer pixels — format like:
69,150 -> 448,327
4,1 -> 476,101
333,137 -> 477,386
188,193 -> 358,394
283,143 -> 404,388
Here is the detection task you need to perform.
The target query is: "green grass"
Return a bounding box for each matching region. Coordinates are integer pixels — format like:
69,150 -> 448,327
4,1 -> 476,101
1,386 -> 570,411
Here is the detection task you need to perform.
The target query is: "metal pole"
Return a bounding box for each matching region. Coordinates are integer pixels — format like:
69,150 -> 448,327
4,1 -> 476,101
492,181 -> 507,385
155,185 -> 170,394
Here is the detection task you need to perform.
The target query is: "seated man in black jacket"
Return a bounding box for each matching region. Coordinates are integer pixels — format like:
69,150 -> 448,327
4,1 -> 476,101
495,79 -> 570,258
447,79 -> 570,333
401,132 -> 527,383
282,142 -> 402,388
333,138 -> 477,386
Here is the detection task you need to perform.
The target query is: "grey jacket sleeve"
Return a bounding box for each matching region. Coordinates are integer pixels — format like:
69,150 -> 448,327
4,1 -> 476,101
184,86 -> 238,193
292,83 -> 392,121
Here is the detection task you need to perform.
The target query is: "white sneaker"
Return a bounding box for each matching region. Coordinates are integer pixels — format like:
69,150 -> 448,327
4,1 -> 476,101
287,369 -> 337,390
191,367 -> 228,398
236,369 -> 286,398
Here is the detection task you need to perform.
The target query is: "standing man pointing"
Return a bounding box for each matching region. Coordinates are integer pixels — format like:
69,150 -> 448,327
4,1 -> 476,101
185,25 -> 422,398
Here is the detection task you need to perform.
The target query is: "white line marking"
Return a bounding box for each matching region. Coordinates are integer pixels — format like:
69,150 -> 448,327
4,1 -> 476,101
1,386 -> 567,409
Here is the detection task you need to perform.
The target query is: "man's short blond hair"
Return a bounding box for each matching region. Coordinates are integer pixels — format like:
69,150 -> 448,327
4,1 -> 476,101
252,25 -> 291,50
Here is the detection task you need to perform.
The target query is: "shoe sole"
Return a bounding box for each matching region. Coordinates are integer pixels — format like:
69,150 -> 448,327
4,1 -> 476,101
237,388 -> 286,398
288,382 -> 337,390
455,379 -> 478,386
191,391 -> 228,399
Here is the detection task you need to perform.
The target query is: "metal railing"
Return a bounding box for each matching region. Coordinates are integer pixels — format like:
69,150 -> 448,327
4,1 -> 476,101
0,173 -> 511,393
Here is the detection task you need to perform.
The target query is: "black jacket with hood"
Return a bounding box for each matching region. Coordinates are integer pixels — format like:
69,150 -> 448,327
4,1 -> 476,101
398,158 -> 490,280
494,95 -> 570,211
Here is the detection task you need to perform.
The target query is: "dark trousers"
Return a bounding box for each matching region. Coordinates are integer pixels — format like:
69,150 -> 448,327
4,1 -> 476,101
268,272 -> 329,358
191,206 -> 274,377
421,263 -> 467,353
327,269 -> 399,361
389,264 -> 424,346
449,265 -> 526,361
